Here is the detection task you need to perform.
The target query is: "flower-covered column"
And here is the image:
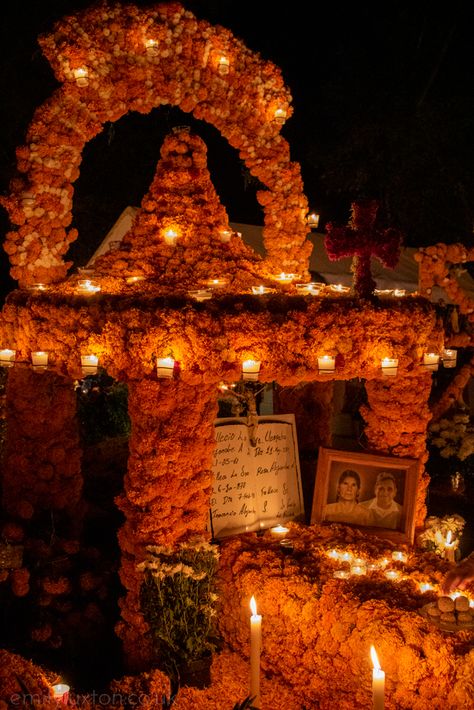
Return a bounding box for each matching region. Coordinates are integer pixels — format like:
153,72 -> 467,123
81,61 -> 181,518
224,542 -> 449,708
360,372 -> 433,528
116,378 -> 218,670
2,368 -> 82,519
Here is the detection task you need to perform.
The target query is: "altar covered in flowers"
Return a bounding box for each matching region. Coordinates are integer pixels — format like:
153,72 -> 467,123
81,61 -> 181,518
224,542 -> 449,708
0,2 -> 473,709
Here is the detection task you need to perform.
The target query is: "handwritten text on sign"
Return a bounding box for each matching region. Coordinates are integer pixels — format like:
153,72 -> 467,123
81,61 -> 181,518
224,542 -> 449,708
210,416 -> 304,538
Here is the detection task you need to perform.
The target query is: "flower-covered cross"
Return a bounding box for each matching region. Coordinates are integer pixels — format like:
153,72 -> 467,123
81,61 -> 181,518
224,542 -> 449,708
325,200 -> 403,299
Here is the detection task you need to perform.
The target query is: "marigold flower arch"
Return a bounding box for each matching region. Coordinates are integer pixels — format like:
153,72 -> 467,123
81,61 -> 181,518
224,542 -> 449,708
2,1 -> 312,287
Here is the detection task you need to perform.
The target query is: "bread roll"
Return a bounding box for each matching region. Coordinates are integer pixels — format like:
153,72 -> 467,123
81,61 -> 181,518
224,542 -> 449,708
437,596 -> 455,612
454,596 -> 469,612
457,611 -> 472,624
440,612 -> 456,623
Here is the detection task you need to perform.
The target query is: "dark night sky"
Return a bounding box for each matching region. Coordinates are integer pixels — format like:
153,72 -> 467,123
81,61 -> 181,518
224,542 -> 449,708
0,1 -> 473,295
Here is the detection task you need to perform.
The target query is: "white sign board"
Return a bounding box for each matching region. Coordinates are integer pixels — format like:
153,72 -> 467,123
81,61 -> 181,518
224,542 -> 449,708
210,415 -> 304,538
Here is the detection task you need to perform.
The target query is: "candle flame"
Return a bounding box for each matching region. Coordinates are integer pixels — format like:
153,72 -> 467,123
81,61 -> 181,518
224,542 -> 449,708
250,595 -> 257,616
446,530 -> 452,545
370,645 -> 381,671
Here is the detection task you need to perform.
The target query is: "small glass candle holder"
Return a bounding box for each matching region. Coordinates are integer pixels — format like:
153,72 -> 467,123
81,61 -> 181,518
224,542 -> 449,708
73,67 -> 89,87
0,349 -> 16,367
384,569 -> 400,581
422,353 -> 440,371
126,275 -> 146,284
306,212 -> 320,229
219,228 -> 232,243
157,357 -> 175,379
252,285 -> 272,295
242,360 -> 261,382
328,283 -> 351,294
276,272 -> 296,285
340,551 -> 353,563
318,355 -> 336,374
31,351 -> 49,371
350,562 -> 367,576
279,538 -> 294,555
145,39 -> 159,56
333,569 -> 350,579
217,56 -> 230,75
419,582 -> 433,593
391,550 -> 408,563
327,549 -> 340,560
163,229 -> 179,246
442,349 -> 457,368
273,107 -> 287,125
52,684 -> 70,705
77,279 -> 100,295
81,355 -> 99,377
381,358 -> 398,377
189,289 -> 213,302
295,283 -> 322,296
270,525 -> 289,539
206,278 -> 228,289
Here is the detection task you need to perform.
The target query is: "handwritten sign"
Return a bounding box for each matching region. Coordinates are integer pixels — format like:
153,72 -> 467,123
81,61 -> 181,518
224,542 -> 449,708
210,415 -> 304,538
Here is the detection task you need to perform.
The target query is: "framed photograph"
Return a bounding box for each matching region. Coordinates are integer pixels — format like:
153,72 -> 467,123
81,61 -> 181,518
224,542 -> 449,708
310,447 -> 419,544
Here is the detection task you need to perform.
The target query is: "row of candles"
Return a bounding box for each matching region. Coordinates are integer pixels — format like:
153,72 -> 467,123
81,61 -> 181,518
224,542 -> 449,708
0,350 -> 457,379
249,593 -> 386,709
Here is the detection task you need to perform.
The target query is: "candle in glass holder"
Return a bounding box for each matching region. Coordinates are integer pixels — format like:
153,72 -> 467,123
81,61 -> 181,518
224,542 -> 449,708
270,525 -> 289,539
381,358 -> 398,377
384,569 -> 400,581
163,228 -> 179,246
252,285 -> 272,295
295,283 -> 322,295
340,551 -> 353,563
276,272 -> 295,285
31,351 -> 48,370
318,355 -> 335,374
145,38 -> 159,56
189,289 -> 213,302
73,67 -> 89,86
273,107 -> 287,124
442,349 -> 457,368
77,279 -> 100,295
333,569 -> 350,579
306,212 -> 320,229
219,228 -> 232,242
157,357 -> 175,379
217,56 -> 230,75
350,562 -> 367,576
249,596 -> 261,708
327,549 -> 340,560
52,684 -> 70,705
242,360 -> 261,381
0,349 -> 16,367
329,283 -> 351,294
423,352 -> 439,371
419,582 -> 433,593
391,551 -> 407,564
81,355 -> 99,377
370,646 -> 385,710
444,531 -> 457,563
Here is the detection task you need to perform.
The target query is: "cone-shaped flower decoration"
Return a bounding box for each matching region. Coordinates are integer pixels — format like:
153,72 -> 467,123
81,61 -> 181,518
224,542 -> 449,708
93,128 -> 264,292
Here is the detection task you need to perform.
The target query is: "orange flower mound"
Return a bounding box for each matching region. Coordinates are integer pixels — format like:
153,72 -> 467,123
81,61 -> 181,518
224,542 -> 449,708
0,2 -> 311,287
0,650 -> 59,709
92,128 -> 266,291
217,524 -> 474,710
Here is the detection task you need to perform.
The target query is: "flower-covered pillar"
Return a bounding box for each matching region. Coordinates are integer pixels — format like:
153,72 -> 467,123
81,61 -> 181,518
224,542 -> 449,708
360,372 -> 433,528
116,378 -> 218,670
2,368 -> 82,522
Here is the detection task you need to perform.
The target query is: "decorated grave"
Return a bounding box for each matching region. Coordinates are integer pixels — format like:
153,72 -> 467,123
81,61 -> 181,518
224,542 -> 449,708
0,2 -> 473,708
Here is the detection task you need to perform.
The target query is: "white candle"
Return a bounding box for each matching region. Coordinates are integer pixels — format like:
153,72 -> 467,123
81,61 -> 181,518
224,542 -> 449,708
391,550 -> 407,563
242,360 -> 261,381
273,108 -> 287,124
327,549 -> 340,560
442,349 -> 457,368
249,596 -> 261,708
423,352 -> 439,371
52,684 -> 70,705
318,355 -> 335,374
77,279 -> 100,294
73,67 -> 89,86
31,351 -> 48,370
0,349 -> 16,367
419,582 -> 433,593
269,525 -> 289,538
145,39 -> 159,56
384,569 -> 400,581
157,357 -> 175,378
444,531 -> 457,563
306,212 -> 320,229
370,646 -> 385,710
81,355 -> 99,377
219,228 -> 232,242
252,285 -> 272,295
163,228 -> 179,246
350,563 -> 367,576
381,358 -> 398,377
217,56 -> 230,75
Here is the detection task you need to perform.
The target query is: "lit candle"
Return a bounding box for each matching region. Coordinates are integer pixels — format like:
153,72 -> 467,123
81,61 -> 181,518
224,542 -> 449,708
0,349 -> 16,367
52,684 -> 70,705
419,582 -> 433,593
219,228 -> 232,242
273,107 -> 287,124
327,549 -> 340,560
381,358 -> 398,377
393,289 -> 406,297
370,646 -> 385,710
217,56 -> 230,75
276,272 -> 295,284
73,67 -> 89,87
31,351 -> 48,370
126,275 -> 145,284
340,551 -> 353,563
81,355 -> 99,377
252,285 -> 272,295
391,550 -> 407,564
249,596 -> 262,708
423,352 -> 440,371
269,525 -> 289,539
306,212 -> 320,229
295,283 -> 322,295
350,562 -> 367,576
242,360 -> 261,382
329,283 -> 351,294
163,228 -> 179,246
444,530 -> 457,563
206,278 -> 228,289
188,289 -> 213,302
157,357 -> 175,379
77,279 -> 100,295
318,355 -> 336,374
145,38 -> 159,56
333,569 -> 350,579
442,349 -> 457,368
384,569 -> 400,581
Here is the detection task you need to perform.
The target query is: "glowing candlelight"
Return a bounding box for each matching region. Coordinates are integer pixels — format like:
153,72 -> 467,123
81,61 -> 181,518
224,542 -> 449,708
252,285 -> 272,295
206,278 -> 228,288
81,355 -> 99,377
393,289 -> 406,297
384,569 -> 400,581
327,549 -> 340,560
249,596 -> 262,708
31,351 -> 48,370
333,569 -> 350,579
276,272 -> 296,284
381,358 -> 398,377
419,582 -> 433,593
156,357 -> 175,379
217,56 -> 230,75
444,530 -> 457,563
370,646 -> 385,710
219,228 -> 232,242
77,279 -> 100,295
242,359 -> 261,382
329,283 -> 351,294
0,349 -> 16,367
391,551 -> 407,563
269,525 -> 289,539
189,289 -> 213,302
306,212 -> 320,229
273,107 -> 287,124
295,282 -> 322,295
340,551 -> 353,563
126,275 -> 145,284
163,228 -> 179,246
350,563 -> 367,576
145,38 -> 159,56
423,352 -> 439,371
73,67 -> 89,87
318,355 -> 336,374
442,349 -> 457,368
28,283 -> 47,291
52,684 -> 70,705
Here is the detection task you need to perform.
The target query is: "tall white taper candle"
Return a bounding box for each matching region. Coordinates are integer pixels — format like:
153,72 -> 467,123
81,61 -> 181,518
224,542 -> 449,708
250,595 -> 262,708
